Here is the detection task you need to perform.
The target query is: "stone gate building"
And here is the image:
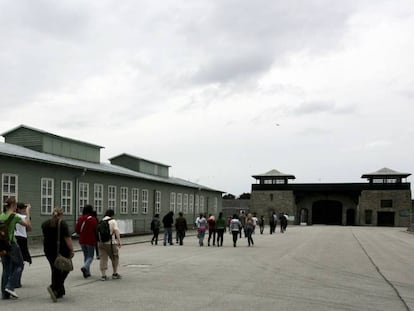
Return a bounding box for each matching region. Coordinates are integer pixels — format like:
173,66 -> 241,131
250,168 -> 412,227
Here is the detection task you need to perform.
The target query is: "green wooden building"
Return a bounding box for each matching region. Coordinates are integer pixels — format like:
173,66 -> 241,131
0,125 -> 223,238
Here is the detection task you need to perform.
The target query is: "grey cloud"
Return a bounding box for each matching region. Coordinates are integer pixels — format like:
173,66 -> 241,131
293,101 -> 357,116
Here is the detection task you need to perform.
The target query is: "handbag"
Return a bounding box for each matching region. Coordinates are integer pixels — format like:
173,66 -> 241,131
53,219 -> 73,272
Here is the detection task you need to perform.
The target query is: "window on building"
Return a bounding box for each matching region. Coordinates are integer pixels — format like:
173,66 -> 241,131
189,194 -> 194,214
200,196 -> 204,213
79,182 -> 89,214
170,192 -> 176,213
195,194 -> 200,214
131,188 -> 139,214
61,180 -> 72,215
213,197 -> 218,214
94,184 -> 103,215
365,210 -> 373,224
142,189 -> 149,214
183,194 -> 189,214
108,185 -> 116,212
41,178 -> 54,215
177,193 -> 182,212
155,191 -> 161,214
120,187 -> 128,214
380,200 -> 393,208
2,174 -> 18,203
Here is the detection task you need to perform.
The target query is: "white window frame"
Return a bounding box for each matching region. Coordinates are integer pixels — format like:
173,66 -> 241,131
61,180 -> 72,215
2,173 -> 18,203
108,185 -> 116,212
189,194 -> 194,214
177,193 -> 183,212
155,190 -> 161,214
195,194 -> 200,214
170,192 -> 176,213
200,195 -> 205,213
79,182 -> 89,214
142,189 -> 149,214
120,187 -> 128,214
131,188 -> 139,214
183,194 -> 189,214
94,183 -> 104,215
41,178 -> 54,215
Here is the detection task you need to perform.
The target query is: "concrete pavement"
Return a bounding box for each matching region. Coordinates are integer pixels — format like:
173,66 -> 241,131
2,226 -> 414,311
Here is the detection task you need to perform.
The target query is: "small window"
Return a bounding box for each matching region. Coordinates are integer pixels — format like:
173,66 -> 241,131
380,200 -> 393,208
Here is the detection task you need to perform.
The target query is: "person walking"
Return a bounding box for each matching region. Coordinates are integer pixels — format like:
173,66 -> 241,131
245,213 -> 255,247
207,214 -> 216,247
150,214 -> 161,245
196,213 -> 207,247
259,215 -> 265,234
98,209 -> 122,281
280,213 -> 288,233
162,211 -> 174,246
42,207 -> 74,302
239,211 -> 246,238
175,212 -> 188,245
1,198 -> 32,300
14,202 -> 32,288
230,214 -> 241,247
75,204 -> 98,279
215,212 -> 226,247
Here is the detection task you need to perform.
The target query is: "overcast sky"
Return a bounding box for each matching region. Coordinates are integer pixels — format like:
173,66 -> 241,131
1,0 -> 413,196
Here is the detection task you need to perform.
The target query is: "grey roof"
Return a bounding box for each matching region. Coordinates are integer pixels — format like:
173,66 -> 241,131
361,167 -> 411,178
109,153 -> 171,168
1,124 -> 104,149
252,169 -> 296,179
0,142 -> 222,192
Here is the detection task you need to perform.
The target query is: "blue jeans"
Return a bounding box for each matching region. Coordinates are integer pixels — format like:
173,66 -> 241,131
1,243 -> 23,298
164,228 -> 172,245
198,229 -> 206,246
81,244 -> 95,274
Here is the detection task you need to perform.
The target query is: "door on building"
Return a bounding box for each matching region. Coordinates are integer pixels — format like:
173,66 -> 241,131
346,209 -> 355,226
312,200 -> 342,225
377,212 -> 395,226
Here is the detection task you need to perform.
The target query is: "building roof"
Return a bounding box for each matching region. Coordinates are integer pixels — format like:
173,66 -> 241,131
109,153 -> 171,168
0,142 -> 222,192
361,167 -> 411,179
252,169 -> 296,179
1,124 -> 104,149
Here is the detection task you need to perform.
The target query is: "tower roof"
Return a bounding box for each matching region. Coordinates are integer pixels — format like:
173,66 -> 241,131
252,169 -> 296,179
361,167 -> 411,179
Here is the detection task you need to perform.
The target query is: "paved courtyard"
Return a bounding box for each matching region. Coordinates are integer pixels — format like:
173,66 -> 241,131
2,226 -> 414,311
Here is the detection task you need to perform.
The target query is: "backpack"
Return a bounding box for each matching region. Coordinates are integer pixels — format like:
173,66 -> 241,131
0,214 -> 16,256
96,219 -> 112,242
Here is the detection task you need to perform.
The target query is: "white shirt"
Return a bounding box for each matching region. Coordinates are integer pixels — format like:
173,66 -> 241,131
15,214 -> 27,238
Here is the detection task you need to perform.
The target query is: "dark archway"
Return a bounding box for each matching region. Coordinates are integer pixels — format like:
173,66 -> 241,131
377,212 -> 395,226
312,200 -> 342,225
346,209 -> 355,226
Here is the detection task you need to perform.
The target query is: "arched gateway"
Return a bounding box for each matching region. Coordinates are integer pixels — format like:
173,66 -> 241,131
250,168 -> 412,227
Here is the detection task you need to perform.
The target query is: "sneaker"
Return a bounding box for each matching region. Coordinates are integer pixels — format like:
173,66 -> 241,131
112,273 -> 122,279
101,275 -> 108,281
81,267 -> 90,278
47,286 -> 57,303
5,288 -> 18,299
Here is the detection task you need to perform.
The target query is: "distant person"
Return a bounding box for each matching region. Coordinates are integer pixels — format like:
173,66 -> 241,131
245,213 -> 255,247
215,212 -> 226,247
196,213 -> 207,246
15,202 -> 32,288
98,209 -> 122,281
207,214 -> 216,247
162,211 -> 174,246
75,204 -> 98,278
230,214 -> 241,247
280,213 -> 288,233
150,214 -> 161,245
42,207 -> 74,302
175,212 -> 188,245
252,213 -> 258,234
259,215 -> 265,234
1,198 -> 32,300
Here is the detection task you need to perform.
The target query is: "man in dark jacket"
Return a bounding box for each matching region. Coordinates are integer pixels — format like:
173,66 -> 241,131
162,211 -> 174,246
175,212 -> 188,246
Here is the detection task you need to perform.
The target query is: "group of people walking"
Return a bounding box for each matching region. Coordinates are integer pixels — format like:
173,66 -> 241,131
0,199 -> 122,303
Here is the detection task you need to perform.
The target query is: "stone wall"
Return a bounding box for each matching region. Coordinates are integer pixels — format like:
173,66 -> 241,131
250,190 -> 296,223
